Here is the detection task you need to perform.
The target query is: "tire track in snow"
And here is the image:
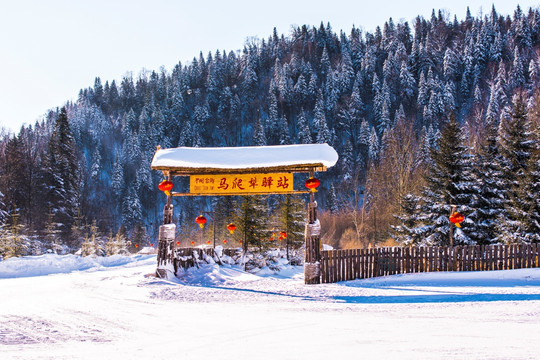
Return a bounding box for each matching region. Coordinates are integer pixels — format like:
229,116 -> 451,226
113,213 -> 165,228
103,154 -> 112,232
0,315 -> 111,345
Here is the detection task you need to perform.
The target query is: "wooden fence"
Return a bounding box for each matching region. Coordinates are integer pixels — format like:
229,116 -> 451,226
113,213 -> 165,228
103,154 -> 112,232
320,244 -> 540,284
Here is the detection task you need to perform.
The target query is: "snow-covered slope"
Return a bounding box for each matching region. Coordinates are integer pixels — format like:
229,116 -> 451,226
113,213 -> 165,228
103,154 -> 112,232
1,254 -> 539,359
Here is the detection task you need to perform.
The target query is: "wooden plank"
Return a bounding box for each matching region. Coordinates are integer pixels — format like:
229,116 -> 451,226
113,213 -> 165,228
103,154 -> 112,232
397,247 -> 403,275
342,250 -> 347,281
456,246 -> 461,272
354,249 -> 360,279
368,248 -> 373,278
347,249 -> 352,281
527,244 -> 533,268
361,248 -> 365,279
474,245 -> 480,271
331,250 -> 337,283
321,251 -> 328,283
335,249 -> 340,282
496,245 -> 500,270
390,247 -> 396,275
486,245 -> 491,271
340,249 -> 345,282
448,246 -> 453,272
351,249 -> 356,280
503,245 -> 508,270
441,246 -> 447,272
511,244 -> 516,269
531,244 -> 540,267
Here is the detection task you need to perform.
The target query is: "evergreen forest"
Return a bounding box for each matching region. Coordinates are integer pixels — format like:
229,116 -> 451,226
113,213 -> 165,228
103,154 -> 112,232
0,5 -> 539,258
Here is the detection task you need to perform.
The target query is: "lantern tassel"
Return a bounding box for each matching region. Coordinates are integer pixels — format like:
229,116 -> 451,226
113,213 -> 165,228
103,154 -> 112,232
455,223 -> 461,228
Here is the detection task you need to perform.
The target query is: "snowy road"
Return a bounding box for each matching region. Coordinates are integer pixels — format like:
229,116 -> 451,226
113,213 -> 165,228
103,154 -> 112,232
1,254 -> 539,359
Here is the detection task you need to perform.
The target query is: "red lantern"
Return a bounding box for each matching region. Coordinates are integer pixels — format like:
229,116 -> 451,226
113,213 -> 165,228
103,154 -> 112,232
190,241 -> 195,246
195,215 -> 207,229
449,212 -> 465,228
269,237 -> 274,241
135,244 -> 139,248
227,223 -> 236,234
280,231 -> 287,238
305,177 -> 320,192
158,180 -> 173,196
223,239 -> 228,244
206,240 -> 211,245
150,244 -> 153,247
278,236 -> 283,241
176,241 -> 180,246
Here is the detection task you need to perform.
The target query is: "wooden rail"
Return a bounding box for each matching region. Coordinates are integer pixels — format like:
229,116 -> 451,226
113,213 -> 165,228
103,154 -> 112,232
320,244 -> 540,283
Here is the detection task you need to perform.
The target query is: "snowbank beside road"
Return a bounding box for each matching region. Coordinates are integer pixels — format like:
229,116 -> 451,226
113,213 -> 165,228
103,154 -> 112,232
0,253 -> 156,279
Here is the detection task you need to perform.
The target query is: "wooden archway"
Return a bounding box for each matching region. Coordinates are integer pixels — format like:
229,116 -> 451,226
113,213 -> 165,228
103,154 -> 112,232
150,144 -> 338,284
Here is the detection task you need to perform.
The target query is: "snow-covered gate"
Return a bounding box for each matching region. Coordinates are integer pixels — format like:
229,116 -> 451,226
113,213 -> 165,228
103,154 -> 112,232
150,144 -> 338,284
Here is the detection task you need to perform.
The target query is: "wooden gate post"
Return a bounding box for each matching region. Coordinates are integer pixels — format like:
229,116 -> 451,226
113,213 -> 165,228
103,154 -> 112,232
304,176 -> 321,284
157,179 -> 176,279
156,223 -> 176,279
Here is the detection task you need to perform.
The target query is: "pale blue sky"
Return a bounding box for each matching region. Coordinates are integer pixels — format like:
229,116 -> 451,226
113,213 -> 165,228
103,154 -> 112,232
1,0 -> 538,132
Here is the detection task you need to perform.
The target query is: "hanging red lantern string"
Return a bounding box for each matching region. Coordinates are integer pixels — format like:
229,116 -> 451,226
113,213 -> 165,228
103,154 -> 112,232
305,177 -> 320,192
158,180 -> 173,196
227,223 -> 236,234
195,215 -> 207,229
449,212 -> 465,228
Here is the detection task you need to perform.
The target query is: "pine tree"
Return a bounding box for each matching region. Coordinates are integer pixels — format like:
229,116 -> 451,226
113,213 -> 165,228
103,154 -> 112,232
276,194 -> 305,257
296,110 -> 312,144
391,193 -> 425,246
122,183 -> 143,229
496,97 -> 536,243
233,195 -> 269,252
41,107 -> 80,242
418,116 -> 474,246
130,222 -> 148,250
469,120 -> 504,244
510,47 -> 526,89
253,114 -> 267,146
44,208 -> 62,254
327,183 -> 339,214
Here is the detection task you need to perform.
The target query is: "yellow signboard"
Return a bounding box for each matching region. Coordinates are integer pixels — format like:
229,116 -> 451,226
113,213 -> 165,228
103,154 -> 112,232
190,173 -> 294,195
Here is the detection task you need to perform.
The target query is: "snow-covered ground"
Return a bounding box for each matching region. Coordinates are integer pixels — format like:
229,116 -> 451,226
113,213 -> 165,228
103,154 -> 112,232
1,254 -> 539,360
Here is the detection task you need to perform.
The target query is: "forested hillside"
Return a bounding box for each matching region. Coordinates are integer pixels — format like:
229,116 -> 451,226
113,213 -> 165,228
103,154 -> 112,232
0,5 -> 539,256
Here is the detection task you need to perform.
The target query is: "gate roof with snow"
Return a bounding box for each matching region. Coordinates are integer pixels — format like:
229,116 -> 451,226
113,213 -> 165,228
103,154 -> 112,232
151,143 -> 338,176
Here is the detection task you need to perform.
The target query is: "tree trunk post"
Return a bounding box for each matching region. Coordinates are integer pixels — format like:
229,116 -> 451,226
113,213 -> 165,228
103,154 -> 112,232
157,173 -> 176,279
156,223 -> 176,279
304,172 -> 321,284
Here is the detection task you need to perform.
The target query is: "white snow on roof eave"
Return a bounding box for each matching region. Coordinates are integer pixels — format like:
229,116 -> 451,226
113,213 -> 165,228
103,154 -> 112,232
151,143 -> 339,170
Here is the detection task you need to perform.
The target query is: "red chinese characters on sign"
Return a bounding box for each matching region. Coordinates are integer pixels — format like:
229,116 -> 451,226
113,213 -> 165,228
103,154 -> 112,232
277,176 -> 290,189
190,173 -> 294,194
